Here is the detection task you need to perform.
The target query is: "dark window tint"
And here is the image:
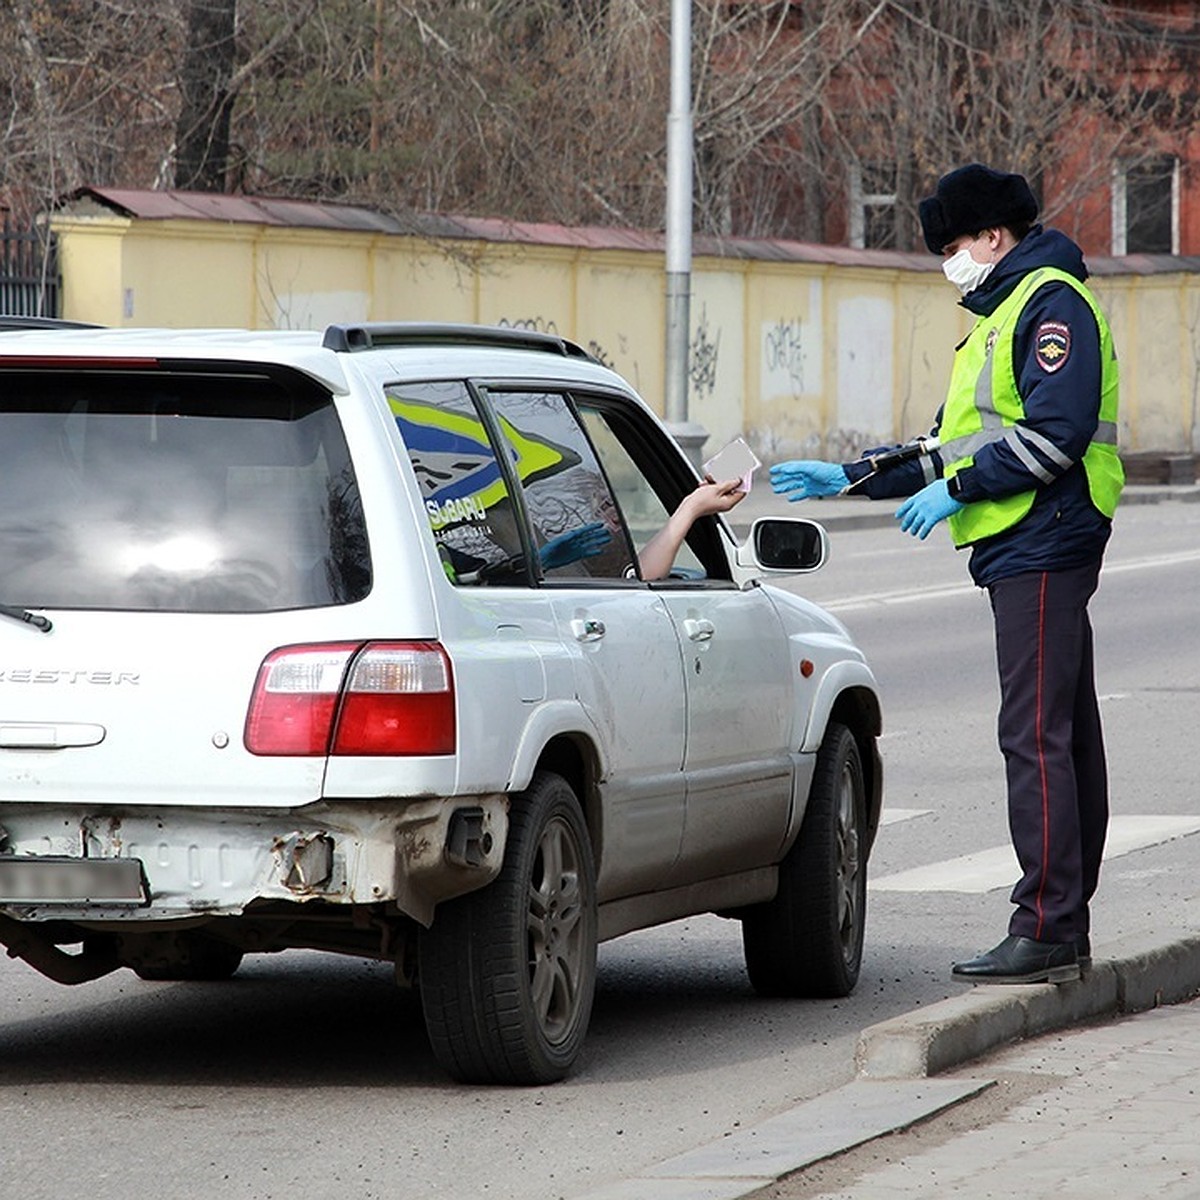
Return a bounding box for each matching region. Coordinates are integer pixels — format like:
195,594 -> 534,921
487,391 -> 636,581
0,369 -> 370,612
577,406 -> 701,578
577,402 -> 733,583
1126,156 -> 1174,254
388,381 -> 528,586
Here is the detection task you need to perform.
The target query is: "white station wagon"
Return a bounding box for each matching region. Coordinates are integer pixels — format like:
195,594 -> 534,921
0,320 -> 881,1084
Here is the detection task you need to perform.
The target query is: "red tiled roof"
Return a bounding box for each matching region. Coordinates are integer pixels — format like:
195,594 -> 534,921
63,186 -> 400,233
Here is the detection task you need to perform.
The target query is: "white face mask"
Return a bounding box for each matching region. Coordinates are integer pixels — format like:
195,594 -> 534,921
942,246 -> 995,295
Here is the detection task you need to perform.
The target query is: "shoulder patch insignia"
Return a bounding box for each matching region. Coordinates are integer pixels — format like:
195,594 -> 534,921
1035,321 -> 1071,373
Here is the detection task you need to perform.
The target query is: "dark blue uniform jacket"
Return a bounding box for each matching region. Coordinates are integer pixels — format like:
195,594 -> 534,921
843,226 -> 1113,587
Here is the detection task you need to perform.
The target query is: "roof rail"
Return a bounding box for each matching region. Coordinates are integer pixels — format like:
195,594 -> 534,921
0,316 -> 102,331
322,322 -> 597,361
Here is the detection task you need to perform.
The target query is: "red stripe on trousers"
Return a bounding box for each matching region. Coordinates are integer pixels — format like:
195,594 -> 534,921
1033,571 -> 1050,940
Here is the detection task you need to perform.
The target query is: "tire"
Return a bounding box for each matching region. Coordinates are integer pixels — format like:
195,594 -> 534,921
132,932 -> 244,982
741,721 -> 867,998
418,770 -> 598,1085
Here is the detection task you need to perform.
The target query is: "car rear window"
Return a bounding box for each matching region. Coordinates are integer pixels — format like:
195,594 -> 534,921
0,368 -> 371,612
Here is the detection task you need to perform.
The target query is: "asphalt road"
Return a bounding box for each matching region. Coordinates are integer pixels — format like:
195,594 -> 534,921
2,501 -> 1198,1200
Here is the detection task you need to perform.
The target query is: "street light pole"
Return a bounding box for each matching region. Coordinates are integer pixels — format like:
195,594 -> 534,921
664,0 -> 708,467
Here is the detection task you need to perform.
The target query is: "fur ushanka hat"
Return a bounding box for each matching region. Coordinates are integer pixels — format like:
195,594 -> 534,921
918,163 -> 1039,254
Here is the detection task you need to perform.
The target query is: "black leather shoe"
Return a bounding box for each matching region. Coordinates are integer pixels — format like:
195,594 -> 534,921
952,935 -> 1080,985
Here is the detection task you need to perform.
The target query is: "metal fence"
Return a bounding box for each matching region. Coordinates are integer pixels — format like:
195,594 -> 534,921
0,211 -> 60,318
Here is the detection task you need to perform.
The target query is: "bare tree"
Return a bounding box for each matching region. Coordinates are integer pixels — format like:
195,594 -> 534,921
0,0 -> 1194,252
828,0 -> 1196,249
228,0 -> 877,238
689,1 -> 888,238
175,0 -> 317,191
231,0 -> 670,223
7,0 -> 84,192
0,0 -> 178,220
175,0 -> 238,190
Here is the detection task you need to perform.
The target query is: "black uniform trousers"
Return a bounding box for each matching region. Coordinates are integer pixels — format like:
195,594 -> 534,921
987,559 -> 1108,945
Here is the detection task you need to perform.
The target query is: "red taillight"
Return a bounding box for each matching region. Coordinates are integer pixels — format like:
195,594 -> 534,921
244,643 -> 355,756
333,643 -> 456,755
244,642 -> 455,757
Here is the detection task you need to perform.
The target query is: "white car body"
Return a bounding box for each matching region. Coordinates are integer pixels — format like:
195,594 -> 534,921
0,321 -> 881,1083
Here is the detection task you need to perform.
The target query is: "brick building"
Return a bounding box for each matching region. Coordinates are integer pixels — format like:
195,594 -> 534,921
728,0 -> 1200,259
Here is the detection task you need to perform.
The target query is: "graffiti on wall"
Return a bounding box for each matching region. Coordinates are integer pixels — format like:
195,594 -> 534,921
754,304 -> 888,460
498,316 -> 616,371
689,304 -> 720,399
748,424 -> 883,464
498,315 -> 560,336
762,317 -> 807,397
586,340 -> 616,369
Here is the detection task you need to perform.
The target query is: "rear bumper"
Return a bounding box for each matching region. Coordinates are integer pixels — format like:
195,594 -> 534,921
0,796 -> 509,927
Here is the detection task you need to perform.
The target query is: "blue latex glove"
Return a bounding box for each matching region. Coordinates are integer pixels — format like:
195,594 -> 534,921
895,478 -> 964,540
538,521 -> 612,569
769,460 -> 849,501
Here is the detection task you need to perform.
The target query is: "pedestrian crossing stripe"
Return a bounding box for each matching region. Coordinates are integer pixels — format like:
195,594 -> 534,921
869,815 -> 1200,894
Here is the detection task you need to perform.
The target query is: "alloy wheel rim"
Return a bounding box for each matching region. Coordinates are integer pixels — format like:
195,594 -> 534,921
526,814 -> 586,1045
836,762 -> 863,965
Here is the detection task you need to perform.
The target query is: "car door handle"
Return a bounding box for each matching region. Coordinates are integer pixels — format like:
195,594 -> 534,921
683,618 -> 715,642
571,618 -> 606,642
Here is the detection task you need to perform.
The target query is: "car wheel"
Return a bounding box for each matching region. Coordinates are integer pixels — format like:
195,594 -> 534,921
741,721 -> 866,998
418,770 -> 598,1085
131,932 -> 244,982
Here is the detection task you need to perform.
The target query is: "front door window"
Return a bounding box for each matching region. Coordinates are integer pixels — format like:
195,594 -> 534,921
486,390 -> 638,582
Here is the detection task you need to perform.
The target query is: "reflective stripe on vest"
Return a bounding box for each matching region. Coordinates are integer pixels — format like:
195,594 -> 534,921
941,266 -> 1123,548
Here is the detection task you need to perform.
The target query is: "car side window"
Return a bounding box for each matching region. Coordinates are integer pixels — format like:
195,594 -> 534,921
485,391 -> 638,582
576,400 -> 733,583
387,381 -> 530,586
576,406 -> 706,578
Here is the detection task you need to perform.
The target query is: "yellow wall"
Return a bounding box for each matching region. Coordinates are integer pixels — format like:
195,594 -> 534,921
50,211 -> 1200,455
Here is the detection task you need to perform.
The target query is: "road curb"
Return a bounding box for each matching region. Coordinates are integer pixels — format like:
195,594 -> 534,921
855,931 -> 1200,1079
571,1077 -> 992,1200
571,935 -> 1200,1200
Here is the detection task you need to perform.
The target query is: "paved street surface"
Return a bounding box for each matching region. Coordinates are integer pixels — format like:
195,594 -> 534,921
3,483 -> 1199,1200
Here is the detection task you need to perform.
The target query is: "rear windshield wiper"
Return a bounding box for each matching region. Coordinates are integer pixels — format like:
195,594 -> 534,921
0,605 -> 52,632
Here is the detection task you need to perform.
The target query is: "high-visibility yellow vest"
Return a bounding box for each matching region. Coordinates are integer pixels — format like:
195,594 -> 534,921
940,266 -> 1123,548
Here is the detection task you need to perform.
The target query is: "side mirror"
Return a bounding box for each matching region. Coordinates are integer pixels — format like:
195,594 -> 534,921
736,517 -> 829,574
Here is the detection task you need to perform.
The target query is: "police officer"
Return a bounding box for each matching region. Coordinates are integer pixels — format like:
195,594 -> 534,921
771,163 -> 1122,984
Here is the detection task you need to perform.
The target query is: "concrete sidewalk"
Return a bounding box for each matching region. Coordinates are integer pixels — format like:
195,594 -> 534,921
752,993 -> 1200,1199
576,932 -> 1200,1200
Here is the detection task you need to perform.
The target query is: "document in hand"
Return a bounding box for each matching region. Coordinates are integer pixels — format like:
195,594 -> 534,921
703,437 -> 761,493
